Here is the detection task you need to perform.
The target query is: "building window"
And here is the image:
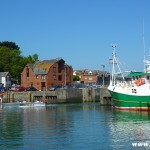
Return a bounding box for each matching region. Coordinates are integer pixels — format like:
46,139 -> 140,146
26,67 -> 29,79
35,75 -> 38,79
53,75 -> 56,80
58,75 -> 62,81
53,67 -> 56,73
6,76 -> 10,81
41,75 -> 46,80
65,67 -> 67,72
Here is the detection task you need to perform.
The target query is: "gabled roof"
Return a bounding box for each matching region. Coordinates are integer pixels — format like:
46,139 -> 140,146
33,58 -> 63,75
0,72 -> 10,77
74,69 -> 109,76
27,64 -> 34,71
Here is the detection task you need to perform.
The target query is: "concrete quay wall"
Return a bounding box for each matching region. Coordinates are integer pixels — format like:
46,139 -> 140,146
2,88 -> 112,105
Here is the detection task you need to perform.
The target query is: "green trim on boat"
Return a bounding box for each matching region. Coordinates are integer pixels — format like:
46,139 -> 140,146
109,90 -> 150,108
127,72 -> 150,77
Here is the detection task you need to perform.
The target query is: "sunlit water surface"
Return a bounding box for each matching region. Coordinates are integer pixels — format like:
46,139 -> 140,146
0,103 -> 150,150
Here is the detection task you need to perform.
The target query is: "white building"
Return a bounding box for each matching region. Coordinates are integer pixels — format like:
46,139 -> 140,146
0,72 -> 11,88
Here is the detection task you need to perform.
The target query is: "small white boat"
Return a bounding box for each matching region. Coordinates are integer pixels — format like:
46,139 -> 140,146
19,101 -> 45,107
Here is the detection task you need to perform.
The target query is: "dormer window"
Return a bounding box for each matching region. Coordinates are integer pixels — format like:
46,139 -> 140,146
53,67 -> 56,73
41,75 -> 46,80
35,75 -> 38,79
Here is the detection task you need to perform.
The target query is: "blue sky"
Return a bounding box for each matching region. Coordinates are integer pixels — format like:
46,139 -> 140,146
1,0 -> 150,72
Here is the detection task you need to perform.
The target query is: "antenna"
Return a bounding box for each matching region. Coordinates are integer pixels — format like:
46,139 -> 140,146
143,19 -> 146,71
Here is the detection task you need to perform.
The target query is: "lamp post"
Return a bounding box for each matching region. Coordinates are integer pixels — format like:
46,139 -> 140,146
64,64 -> 66,88
101,65 -> 105,87
6,75 -> 9,102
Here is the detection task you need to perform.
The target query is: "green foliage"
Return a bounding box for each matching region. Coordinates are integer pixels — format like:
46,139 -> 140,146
0,41 -> 20,50
0,41 -> 38,82
73,75 -> 80,81
26,54 -> 39,63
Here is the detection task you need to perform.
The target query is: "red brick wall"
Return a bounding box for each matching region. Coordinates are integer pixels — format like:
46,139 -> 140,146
21,65 -> 35,88
21,62 -> 73,91
79,74 -> 98,83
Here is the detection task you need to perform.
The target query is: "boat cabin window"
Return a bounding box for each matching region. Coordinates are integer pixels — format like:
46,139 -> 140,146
132,77 -> 136,80
133,76 -> 142,80
147,76 -> 150,80
132,89 -> 137,93
125,77 -> 131,81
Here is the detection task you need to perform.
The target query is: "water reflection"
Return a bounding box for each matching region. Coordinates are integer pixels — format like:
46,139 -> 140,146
1,103 -> 150,150
0,104 -> 23,149
109,110 -> 150,149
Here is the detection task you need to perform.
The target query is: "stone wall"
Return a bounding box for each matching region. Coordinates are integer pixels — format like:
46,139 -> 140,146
100,88 -> 112,105
1,88 -> 112,105
82,88 -> 100,102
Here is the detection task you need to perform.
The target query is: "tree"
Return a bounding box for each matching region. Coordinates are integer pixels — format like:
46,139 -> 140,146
0,41 -> 38,83
0,47 -> 23,80
26,54 -> 39,63
73,75 -> 80,81
0,41 -> 20,50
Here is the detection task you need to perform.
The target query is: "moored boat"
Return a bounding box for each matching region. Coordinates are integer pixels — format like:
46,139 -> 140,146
19,101 -> 45,107
108,45 -> 150,111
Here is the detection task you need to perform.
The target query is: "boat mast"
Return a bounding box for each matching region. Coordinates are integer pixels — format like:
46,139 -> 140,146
110,44 -> 125,85
111,44 -> 116,85
142,20 -> 150,73
143,20 -> 146,71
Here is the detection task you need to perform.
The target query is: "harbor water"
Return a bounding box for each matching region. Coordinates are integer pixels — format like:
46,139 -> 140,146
1,103 -> 150,150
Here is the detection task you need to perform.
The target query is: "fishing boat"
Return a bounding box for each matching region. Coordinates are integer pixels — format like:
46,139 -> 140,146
108,45 -> 150,111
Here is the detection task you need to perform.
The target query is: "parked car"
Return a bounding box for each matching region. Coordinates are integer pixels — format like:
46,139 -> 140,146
13,86 -> 26,92
10,84 -> 20,91
26,86 -> 38,91
49,85 -> 62,91
74,83 -> 86,89
65,85 -> 72,89
11,85 -> 26,92
0,84 -> 4,92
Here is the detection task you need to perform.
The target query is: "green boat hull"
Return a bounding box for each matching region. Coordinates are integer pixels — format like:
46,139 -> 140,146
109,90 -> 150,111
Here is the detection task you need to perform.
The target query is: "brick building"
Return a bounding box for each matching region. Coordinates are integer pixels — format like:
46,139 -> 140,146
73,69 -> 110,86
21,58 -> 73,91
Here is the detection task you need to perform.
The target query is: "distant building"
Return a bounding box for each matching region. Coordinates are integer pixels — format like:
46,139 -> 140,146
0,72 -> 11,89
73,69 -> 110,86
21,58 -> 73,91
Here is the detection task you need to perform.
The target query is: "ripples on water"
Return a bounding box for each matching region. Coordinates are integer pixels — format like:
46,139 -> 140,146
0,103 -> 150,150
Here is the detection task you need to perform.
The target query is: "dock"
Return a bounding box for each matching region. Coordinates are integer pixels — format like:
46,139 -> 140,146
1,88 -> 112,105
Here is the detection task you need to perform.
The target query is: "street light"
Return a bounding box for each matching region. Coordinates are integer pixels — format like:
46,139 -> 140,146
64,64 -> 66,88
6,75 -> 9,102
101,65 -> 105,87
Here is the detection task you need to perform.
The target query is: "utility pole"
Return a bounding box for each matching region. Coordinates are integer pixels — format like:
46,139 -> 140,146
6,75 -> 9,102
64,64 -> 66,88
101,65 -> 105,87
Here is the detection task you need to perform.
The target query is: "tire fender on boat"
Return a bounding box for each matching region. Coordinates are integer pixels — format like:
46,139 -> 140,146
141,78 -> 145,85
0,97 -> 2,103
